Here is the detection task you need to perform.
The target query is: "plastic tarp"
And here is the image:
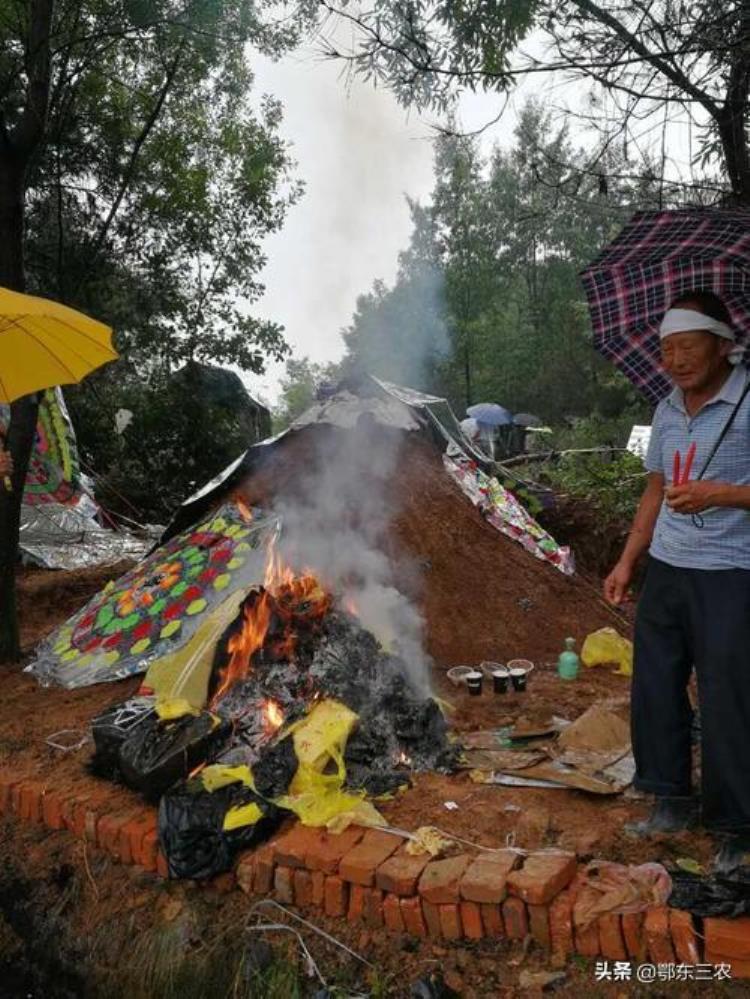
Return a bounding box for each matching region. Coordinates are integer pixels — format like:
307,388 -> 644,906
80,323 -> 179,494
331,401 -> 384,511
26,501 -> 280,688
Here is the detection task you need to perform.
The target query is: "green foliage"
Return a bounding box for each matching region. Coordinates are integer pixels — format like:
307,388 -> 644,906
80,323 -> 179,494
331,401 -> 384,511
3,0 -> 307,374
338,100 -> 660,428
67,363 -> 263,522
273,357 -> 343,431
541,449 -> 647,526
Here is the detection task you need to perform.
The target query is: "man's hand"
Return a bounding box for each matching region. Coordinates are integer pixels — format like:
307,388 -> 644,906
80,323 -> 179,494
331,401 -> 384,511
604,560 -> 634,605
665,480 -> 726,515
0,450 -> 13,478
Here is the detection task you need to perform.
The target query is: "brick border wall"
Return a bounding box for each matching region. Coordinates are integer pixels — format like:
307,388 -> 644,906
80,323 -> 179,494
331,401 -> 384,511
2,771 -> 748,976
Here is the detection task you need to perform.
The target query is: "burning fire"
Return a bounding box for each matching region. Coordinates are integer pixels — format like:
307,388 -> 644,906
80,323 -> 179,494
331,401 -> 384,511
264,699 -> 284,730
396,750 -> 412,767
235,496 -> 254,523
210,536 -> 333,705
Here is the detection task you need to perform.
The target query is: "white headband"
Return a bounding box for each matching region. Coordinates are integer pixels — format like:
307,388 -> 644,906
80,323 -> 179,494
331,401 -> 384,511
659,307 -> 734,342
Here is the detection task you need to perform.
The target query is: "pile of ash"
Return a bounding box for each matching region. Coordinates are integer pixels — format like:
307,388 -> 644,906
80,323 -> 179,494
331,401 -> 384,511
212,590 -> 459,796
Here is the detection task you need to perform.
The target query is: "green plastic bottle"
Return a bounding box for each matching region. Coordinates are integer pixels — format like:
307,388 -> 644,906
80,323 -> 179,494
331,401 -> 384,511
557,637 -> 580,680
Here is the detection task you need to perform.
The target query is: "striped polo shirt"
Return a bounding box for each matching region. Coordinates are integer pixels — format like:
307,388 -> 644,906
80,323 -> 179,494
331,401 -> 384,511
645,364 -> 750,570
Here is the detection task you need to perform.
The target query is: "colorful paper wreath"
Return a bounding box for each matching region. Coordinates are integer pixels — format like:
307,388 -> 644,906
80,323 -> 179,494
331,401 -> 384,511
27,500 -> 280,688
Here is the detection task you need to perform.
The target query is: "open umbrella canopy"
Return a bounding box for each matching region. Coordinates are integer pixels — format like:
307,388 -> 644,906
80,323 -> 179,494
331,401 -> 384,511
0,286 -> 117,403
580,208 -> 750,404
466,402 -> 512,426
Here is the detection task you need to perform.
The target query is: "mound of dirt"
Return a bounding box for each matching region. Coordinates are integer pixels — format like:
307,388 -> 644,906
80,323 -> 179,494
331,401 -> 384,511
231,426 -> 623,668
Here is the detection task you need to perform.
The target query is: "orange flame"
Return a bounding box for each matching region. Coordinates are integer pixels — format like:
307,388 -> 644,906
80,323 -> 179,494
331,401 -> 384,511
264,699 -> 284,730
211,536 -> 333,705
235,496 -> 254,523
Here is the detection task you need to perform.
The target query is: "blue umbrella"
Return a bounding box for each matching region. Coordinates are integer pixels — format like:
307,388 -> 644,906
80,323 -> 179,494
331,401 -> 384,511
466,403 -> 512,426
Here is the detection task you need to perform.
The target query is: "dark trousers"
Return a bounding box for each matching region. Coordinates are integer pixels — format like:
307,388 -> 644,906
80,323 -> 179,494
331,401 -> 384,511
633,557 -> 750,832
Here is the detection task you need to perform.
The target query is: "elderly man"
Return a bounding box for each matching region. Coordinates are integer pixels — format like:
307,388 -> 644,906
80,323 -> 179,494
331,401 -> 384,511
604,290 -> 750,873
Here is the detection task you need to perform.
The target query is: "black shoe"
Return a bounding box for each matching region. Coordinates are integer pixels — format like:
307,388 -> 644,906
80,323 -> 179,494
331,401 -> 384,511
712,834 -> 750,875
625,796 -> 697,837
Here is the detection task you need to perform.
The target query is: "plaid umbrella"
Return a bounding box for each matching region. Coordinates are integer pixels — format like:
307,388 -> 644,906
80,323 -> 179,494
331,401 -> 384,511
580,207 -> 750,405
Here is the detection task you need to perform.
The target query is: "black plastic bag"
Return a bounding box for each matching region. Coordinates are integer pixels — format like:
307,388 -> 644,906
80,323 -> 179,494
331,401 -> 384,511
91,697 -> 156,779
118,711 -> 230,798
669,867 -> 750,917
252,735 -> 298,799
158,777 -> 281,879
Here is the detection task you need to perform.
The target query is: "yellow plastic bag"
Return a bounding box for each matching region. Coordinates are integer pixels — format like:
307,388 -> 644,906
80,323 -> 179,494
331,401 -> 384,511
581,627 -> 633,676
274,698 -> 384,829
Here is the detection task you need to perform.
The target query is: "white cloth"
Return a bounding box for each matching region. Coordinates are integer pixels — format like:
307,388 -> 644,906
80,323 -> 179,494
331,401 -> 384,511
659,308 -> 743,364
460,417 -> 480,441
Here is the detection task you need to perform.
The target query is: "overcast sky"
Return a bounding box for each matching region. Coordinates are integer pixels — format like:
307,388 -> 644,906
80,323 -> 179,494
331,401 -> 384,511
244,35 -> 698,407
245,42 -> 530,405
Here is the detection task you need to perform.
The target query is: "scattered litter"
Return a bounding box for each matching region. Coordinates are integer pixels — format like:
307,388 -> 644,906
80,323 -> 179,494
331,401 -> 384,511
45,729 -> 90,752
443,800 -> 459,810
503,803 -> 521,813
518,970 -> 567,991
411,972 -> 460,998
581,627 -> 633,676
675,857 -> 706,875
574,861 -> 672,929
406,826 -> 453,857
668,867 -> 750,918
557,703 -> 630,754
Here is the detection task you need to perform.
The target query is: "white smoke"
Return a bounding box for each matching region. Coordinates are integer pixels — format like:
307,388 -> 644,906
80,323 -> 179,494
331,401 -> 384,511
274,408 -> 431,696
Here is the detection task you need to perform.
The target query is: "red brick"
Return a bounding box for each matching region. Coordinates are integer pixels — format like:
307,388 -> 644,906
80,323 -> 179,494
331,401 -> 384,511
324,876 -> 348,918
506,852 -> 576,906
704,951 -> 750,979
599,913 -> 626,960
669,909 -> 700,964
418,855 -> 472,904
97,812 -> 128,858
311,871 -> 325,906
274,866 -> 294,904
481,904 -> 504,937
0,773 -> 18,814
339,829 -> 402,886
305,826 -> 365,873
20,782 -> 45,823
348,884 -> 366,923
156,850 -> 169,878
376,845 -> 430,896
10,782 -> 23,815
253,845 -> 276,894
644,906 -> 675,964
439,904 -> 463,940
141,829 -> 159,874
236,852 -> 256,894
129,815 -> 157,866
575,919 -> 600,957
621,912 -> 646,959
528,904 -> 551,948
273,824 -> 322,869
549,890 -> 574,958
502,896 -> 529,940
383,894 -> 405,933
293,869 -> 313,908
422,899 -> 442,938
460,901 -> 483,940
42,789 -> 65,831
364,888 -> 384,928
704,916 -> 750,960
401,896 -> 428,938
460,851 -> 519,904
119,814 -> 153,865
84,802 -> 105,844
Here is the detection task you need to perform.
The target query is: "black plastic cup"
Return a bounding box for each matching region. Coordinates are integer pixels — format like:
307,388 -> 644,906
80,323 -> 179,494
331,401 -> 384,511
466,671 -> 483,696
510,669 -> 527,692
493,670 -> 509,694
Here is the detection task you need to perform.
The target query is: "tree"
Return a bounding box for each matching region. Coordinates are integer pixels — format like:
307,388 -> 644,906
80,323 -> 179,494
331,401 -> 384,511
314,0 -> 748,203
0,0 -> 309,661
273,357 -> 342,429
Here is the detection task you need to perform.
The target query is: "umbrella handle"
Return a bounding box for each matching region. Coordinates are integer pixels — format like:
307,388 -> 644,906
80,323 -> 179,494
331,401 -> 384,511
0,439 -> 11,492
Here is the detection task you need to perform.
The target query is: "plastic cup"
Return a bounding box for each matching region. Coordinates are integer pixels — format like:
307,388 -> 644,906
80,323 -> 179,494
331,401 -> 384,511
466,670 -> 483,696
510,669 -> 527,692
493,670 -> 509,694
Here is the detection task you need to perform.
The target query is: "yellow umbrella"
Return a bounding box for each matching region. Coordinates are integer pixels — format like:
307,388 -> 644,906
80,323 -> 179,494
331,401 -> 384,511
0,285 -> 118,404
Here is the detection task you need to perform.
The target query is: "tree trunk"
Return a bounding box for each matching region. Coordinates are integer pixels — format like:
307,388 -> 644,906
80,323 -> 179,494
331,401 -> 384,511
0,157 -> 37,661
717,106 -> 750,206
